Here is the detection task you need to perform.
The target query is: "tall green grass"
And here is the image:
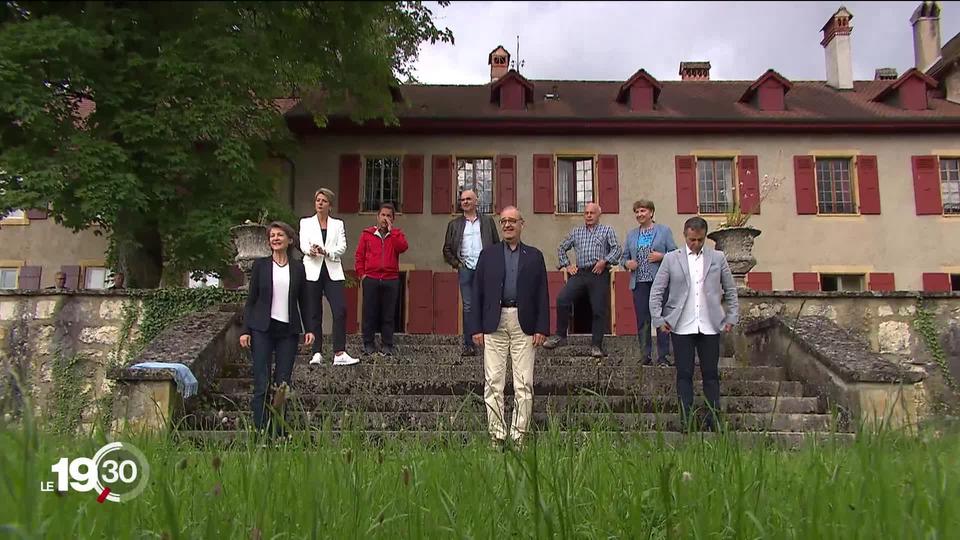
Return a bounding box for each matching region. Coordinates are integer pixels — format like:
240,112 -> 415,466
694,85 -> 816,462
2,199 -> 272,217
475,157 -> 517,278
1,417 -> 958,539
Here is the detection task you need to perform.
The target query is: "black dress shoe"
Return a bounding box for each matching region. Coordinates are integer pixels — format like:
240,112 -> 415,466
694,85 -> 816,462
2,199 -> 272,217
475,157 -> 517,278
382,346 -> 396,357
461,345 -> 477,356
590,346 -> 605,358
641,357 -> 654,366
363,345 -> 377,356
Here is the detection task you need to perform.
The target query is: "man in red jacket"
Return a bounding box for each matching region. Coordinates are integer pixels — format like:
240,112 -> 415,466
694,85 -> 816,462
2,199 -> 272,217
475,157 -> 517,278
355,202 -> 409,356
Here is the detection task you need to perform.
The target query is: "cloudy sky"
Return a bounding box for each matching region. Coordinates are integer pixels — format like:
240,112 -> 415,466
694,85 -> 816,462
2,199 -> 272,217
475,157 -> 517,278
411,1 -> 960,83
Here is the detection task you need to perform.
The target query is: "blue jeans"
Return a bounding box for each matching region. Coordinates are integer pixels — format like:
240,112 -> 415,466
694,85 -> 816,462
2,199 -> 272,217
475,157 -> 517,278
633,281 -> 671,362
458,267 -> 476,347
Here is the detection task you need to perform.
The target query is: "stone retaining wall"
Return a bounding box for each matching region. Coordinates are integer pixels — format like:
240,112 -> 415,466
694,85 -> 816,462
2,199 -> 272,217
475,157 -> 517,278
0,291 -> 142,430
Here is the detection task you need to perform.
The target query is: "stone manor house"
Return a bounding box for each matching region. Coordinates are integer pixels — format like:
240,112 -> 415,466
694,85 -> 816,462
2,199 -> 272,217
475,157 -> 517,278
2,2 -> 960,336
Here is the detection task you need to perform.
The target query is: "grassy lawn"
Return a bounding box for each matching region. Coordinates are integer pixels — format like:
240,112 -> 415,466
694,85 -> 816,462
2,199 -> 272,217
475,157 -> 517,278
1,421 -> 958,539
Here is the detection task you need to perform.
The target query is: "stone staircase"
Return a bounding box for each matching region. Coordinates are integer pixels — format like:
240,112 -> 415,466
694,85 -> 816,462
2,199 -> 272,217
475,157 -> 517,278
177,334 -> 853,444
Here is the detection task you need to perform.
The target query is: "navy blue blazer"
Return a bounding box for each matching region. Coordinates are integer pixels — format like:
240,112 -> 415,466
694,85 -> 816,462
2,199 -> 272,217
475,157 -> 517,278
468,242 -> 550,336
242,256 -> 313,335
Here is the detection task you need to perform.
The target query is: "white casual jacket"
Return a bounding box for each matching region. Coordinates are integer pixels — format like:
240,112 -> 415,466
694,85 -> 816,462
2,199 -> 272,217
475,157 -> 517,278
299,215 -> 347,282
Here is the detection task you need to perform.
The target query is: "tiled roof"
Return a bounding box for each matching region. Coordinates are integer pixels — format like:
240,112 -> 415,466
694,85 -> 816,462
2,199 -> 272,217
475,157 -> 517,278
286,78 -> 960,123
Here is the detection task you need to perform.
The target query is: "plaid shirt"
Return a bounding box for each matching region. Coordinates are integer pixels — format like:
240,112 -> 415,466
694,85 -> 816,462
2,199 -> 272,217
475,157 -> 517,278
557,223 -> 622,269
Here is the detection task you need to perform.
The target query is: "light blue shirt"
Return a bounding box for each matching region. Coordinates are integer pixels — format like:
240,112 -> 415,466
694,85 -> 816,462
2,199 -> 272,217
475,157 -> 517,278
460,216 -> 482,270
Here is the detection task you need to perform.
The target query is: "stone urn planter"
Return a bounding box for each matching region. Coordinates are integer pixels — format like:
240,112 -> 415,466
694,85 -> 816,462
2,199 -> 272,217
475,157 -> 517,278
229,222 -> 271,290
707,226 -> 761,288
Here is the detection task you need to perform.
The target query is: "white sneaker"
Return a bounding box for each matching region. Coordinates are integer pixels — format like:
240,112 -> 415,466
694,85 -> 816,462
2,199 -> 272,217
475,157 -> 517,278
309,353 -> 324,365
332,352 -> 360,366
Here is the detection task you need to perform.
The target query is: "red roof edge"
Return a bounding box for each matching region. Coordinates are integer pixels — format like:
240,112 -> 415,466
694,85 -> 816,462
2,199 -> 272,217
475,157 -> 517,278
616,69 -> 663,103
872,67 -> 938,102
490,69 -> 535,103
739,69 -> 793,102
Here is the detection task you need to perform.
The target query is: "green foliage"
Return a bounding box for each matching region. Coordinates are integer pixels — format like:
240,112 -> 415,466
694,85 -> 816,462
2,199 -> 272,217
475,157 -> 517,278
914,298 -> 958,396
2,427 -> 960,537
49,353 -> 90,435
134,287 -> 245,354
0,1 -> 453,286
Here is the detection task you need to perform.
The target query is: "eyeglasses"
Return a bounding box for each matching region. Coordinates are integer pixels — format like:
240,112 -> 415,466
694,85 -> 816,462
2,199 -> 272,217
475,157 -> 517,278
459,198 -> 475,202
499,218 -> 522,226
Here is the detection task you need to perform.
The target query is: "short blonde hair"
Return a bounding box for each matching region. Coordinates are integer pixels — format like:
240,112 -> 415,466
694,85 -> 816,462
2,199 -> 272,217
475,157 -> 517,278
314,188 -> 335,204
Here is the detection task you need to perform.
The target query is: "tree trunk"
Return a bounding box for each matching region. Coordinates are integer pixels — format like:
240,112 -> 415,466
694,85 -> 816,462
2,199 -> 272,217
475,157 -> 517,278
116,220 -> 165,288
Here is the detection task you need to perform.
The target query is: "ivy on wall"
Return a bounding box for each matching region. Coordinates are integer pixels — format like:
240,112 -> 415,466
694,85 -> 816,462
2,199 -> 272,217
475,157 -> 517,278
128,287 -> 245,358
50,353 -> 91,435
913,298 -> 958,395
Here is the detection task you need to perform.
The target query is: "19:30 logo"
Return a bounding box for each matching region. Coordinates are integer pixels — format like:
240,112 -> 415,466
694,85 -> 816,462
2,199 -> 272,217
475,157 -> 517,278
41,442 -> 151,503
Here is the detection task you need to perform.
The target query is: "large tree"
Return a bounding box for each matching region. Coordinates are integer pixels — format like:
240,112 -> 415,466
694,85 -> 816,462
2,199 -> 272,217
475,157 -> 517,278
0,1 -> 452,287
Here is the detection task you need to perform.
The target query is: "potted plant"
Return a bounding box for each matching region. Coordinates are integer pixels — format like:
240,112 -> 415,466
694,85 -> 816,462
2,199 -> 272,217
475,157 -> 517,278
707,154 -> 784,287
229,210 -> 272,290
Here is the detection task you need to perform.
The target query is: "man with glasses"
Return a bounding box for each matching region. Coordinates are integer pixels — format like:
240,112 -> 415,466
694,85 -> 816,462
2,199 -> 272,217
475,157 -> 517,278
469,206 -> 549,448
443,189 -> 500,356
543,202 -> 622,358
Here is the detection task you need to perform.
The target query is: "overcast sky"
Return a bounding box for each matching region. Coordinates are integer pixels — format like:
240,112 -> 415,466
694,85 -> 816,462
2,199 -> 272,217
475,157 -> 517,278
411,1 -> 960,83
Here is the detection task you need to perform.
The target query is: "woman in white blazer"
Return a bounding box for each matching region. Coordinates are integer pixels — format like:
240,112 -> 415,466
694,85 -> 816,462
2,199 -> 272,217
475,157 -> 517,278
299,188 -> 360,366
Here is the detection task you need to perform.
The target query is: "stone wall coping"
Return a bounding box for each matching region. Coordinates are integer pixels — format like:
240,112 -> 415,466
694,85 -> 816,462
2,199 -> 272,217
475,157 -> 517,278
109,365 -> 179,382
736,289 -> 960,299
744,315 -> 926,384
0,289 -> 145,298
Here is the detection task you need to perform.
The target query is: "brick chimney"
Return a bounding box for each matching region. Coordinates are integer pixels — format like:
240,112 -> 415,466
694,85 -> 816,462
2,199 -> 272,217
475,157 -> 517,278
874,67 -> 899,80
911,1 -> 941,72
679,61 -> 710,80
821,6 -> 854,90
488,46 -> 510,82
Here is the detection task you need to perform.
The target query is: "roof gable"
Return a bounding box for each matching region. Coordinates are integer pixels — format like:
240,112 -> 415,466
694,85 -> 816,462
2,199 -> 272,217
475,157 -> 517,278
490,69 -> 534,104
739,69 -> 793,102
616,69 -> 662,103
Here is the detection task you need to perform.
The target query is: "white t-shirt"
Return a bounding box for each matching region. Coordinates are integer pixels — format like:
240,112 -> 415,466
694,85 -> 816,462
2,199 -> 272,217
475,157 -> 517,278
270,262 -> 290,323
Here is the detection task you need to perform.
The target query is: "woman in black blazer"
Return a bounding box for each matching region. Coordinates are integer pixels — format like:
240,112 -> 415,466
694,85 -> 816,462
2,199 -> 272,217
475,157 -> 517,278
239,221 -> 315,435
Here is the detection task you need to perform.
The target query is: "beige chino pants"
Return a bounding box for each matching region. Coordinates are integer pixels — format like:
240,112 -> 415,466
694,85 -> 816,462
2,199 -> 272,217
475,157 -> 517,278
483,307 -> 535,442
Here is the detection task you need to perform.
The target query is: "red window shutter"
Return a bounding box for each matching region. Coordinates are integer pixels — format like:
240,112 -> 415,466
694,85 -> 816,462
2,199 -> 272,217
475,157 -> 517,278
547,271 -> 565,334
737,155 -> 761,215
222,265 -> 244,290
793,272 -> 820,292
912,156 -> 942,215
338,155 -> 361,214
629,82 -> 654,111
406,270 -> 434,333
899,77 -> 928,111
60,265 -> 81,289
402,155 -> 424,214
794,155 -> 817,215
613,272 -> 636,335
533,155 -> 555,214
856,155 -> 881,214
25,209 -> 48,220
757,82 -> 785,111
675,156 -> 697,214
500,81 -> 524,110
496,155 -> 517,212
431,155 -> 453,214
922,273 -> 951,292
18,266 -> 41,290
433,272 -> 459,335
597,154 -> 620,214
747,271 -> 773,291
868,272 -> 896,292
344,270 -> 359,334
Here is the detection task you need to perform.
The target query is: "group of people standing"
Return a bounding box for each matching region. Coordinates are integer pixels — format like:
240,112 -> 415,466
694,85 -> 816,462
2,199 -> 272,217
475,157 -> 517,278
239,186 -> 739,441
445,194 -> 739,444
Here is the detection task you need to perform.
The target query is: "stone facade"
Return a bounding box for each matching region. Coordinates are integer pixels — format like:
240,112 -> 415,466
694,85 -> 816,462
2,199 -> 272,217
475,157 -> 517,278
0,290 -> 142,430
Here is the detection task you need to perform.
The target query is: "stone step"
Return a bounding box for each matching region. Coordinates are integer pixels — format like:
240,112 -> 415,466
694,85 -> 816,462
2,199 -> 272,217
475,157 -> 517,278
299,343 -> 675,359
182,410 -> 841,433
215,375 -> 804,397
224,354 -> 743,371
199,393 -> 823,415
219,362 -> 779,381
175,429 -> 855,448
305,334 -> 650,348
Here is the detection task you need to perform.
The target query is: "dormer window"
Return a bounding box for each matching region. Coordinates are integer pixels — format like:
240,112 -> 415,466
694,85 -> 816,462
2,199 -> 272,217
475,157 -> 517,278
490,69 -> 534,111
616,69 -> 662,112
493,56 -> 506,66
872,67 -> 938,111
740,69 -> 793,112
